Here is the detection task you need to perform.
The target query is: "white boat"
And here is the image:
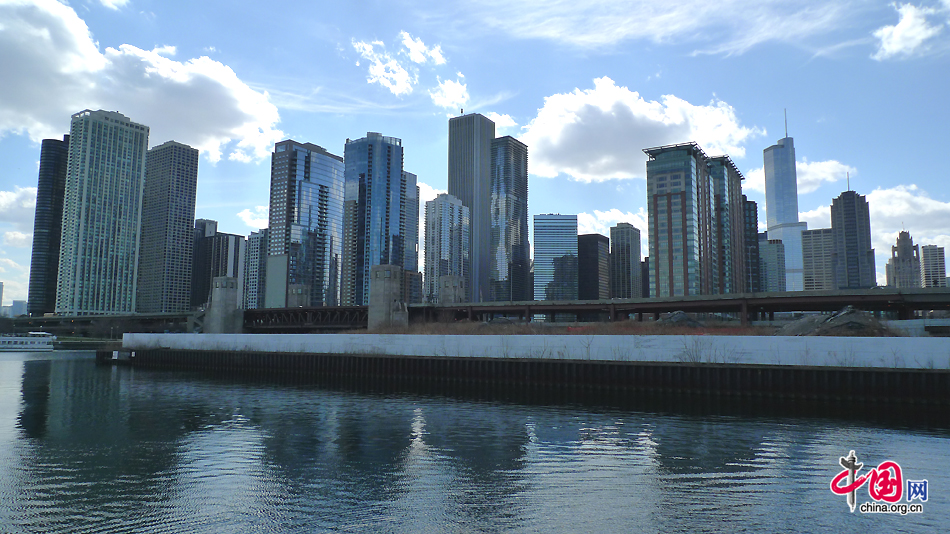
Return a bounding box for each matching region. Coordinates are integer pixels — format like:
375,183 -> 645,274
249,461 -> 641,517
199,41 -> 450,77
0,332 -> 56,352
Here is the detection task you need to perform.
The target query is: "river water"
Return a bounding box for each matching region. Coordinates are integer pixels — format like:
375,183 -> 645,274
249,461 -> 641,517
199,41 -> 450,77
0,351 -> 946,533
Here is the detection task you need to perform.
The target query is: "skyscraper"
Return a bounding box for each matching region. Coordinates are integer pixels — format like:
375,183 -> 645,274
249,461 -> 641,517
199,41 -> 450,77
921,245 -> 947,288
709,156 -> 746,293
404,175 -> 420,273
758,234 -> 787,293
341,133 -> 411,305
191,220 -> 246,308
423,193 -> 470,303
265,140 -> 345,308
534,215 -> 578,301
802,228 -> 835,291
763,136 -> 807,291
244,228 -> 268,309
28,134 -> 69,316
609,223 -> 642,299
644,142 -> 715,297
742,196 -> 761,293
831,190 -> 876,289
578,234 -> 609,300
448,113 -> 494,302
489,135 -> 530,302
56,110 -> 149,315
136,141 -> 198,313
885,231 -> 921,289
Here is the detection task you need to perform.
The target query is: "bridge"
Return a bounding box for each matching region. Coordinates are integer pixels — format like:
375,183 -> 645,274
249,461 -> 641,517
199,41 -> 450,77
10,288 -> 950,335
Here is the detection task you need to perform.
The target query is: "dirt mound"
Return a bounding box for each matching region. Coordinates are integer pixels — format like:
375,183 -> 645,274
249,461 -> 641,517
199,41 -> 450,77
775,306 -> 897,337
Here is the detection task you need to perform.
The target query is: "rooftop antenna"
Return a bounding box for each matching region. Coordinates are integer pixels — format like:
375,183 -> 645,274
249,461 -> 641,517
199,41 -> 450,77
784,108 -> 788,138
847,172 -> 850,191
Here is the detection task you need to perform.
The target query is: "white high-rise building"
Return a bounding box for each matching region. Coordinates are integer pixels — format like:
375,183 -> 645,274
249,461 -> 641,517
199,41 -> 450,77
423,193 -> 470,303
244,228 -> 268,309
921,245 -> 947,288
764,136 -> 806,291
56,110 -> 149,315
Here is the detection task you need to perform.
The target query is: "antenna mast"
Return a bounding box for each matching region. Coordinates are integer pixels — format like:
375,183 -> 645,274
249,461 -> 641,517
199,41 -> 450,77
784,108 -> 788,138
847,172 -> 850,191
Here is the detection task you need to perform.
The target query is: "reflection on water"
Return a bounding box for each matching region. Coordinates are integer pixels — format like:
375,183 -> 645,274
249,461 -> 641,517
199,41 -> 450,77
0,352 -> 947,533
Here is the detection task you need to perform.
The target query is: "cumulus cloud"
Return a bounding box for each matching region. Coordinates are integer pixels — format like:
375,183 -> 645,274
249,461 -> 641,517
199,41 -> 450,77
520,77 -> 763,182
872,3 -> 944,60
578,208 -> 648,236
461,0 -> 846,55
352,39 -> 416,96
484,112 -> 518,134
237,206 -> 269,229
0,1 -> 283,162
429,74 -> 469,109
3,231 -> 32,247
399,31 -> 446,64
0,187 -> 37,229
744,159 -> 856,194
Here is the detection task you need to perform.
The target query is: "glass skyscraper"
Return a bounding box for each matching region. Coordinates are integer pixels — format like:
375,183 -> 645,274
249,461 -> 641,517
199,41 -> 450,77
341,133 -> 412,306
28,134 -> 69,316
764,136 -> 806,291
609,223 -> 642,299
709,156 -> 746,293
423,193 -> 470,303
489,135 -> 529,302
56,110 -> 149,315
265,140 -> 344,308
533,214 -> 578,301
830,190 -> 875,289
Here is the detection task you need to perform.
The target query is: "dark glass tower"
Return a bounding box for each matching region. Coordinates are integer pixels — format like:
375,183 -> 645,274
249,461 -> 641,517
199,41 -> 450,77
831,190 -> 876,289
28,135 -> 69,316
489,135 -> 529,302
578,233 -> 609,300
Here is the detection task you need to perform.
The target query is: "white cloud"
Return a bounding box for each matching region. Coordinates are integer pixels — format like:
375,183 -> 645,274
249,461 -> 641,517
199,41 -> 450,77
520,77 -> 763,182
237,206 -> 268,229
429,75 -> 469,109
799,204 -> 831,229
2,231 -> 31,247
484,112 -> 518,134
399,31 -> 446,65
99,0 -> 130,9
462,0 -> 846,55
872,3 -> 944,60
578,208 -> 648,236
744,159 -> 856,194
0,186 -> 37,229
352,39 -> 416,96
0,1 -> 283,162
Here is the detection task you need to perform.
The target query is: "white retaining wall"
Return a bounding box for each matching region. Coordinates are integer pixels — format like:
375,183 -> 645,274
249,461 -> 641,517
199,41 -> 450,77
123,333 -> 950,370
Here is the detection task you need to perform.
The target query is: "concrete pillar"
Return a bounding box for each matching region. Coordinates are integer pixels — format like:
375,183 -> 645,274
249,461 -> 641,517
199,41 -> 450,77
205,276 -> 243,333
368,265 -> 408,331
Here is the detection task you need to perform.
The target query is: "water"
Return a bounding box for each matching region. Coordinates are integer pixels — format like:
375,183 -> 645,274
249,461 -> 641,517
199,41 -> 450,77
1,351 -> 947,533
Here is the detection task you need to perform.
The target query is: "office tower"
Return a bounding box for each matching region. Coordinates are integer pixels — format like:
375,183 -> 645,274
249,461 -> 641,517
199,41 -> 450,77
489,135 -> 530,302
264,139 -> 345,308
244,228 -> 268,309
831,190 -> 876,289
404,176 -> 420,272
641,258 -> 650,298
742,196 -> 761,292
644,142 -> 715,297
758,234 -> 787,292
885,231 -> 921,289
0,282 -> 3,308
763,136 -> 807,291
534,215 -> 578,301
424,193 -> 470,303
578,234 -> 609,300
921,245 -> 947,288
709,156 -> 746,294
136,141 -> 198,313
341,133 -> 411,306
802,228 -> 836,291
56,110 -> 148,315
27,135 -> 69,316
609,223 -> 642,299
448,113 -> 494,302
191,220 -> 246,308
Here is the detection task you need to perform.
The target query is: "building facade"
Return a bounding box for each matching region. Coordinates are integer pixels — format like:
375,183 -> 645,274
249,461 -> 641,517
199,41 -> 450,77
885,231 -> 921,289
488,135 -> 530,302
28,135 -> 69,316
921,245 -> 947,288
56,110 -> 149,315
609,223 -> 642,299
758,235 -> 787,293
264,140 -> 345,308
192,220 -> 246,308
341,133 -> 412,306
763,136 -> 806,291
742,196 -> 761,293
448,113 -> 495,302
802,228 -> 836,291
644,143 -> 715,298
423,193 -> 470,303
534,215 -> 578,301
709,156 -> 746,293
244,228 -> 268,309
578,234 -> 610,300
136,141 -> 198,313
831,190 -> 876,289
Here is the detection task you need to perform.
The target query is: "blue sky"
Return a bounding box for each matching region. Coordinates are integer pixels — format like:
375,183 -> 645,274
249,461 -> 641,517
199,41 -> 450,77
2,0 -> 950,304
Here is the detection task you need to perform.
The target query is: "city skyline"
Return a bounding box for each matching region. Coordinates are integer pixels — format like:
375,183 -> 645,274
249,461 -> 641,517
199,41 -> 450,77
2,1 -> 950,304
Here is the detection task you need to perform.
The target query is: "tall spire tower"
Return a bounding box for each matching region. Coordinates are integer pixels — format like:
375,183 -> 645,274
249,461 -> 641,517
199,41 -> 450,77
763,115 -> 807,292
